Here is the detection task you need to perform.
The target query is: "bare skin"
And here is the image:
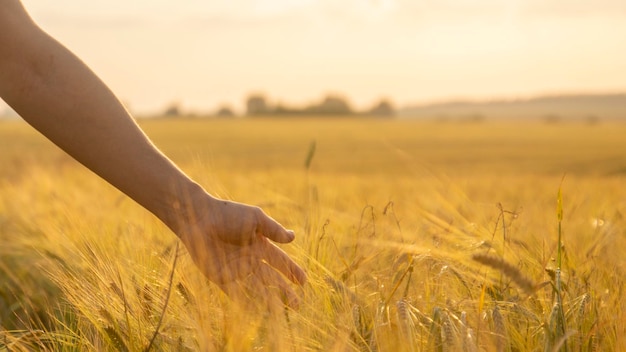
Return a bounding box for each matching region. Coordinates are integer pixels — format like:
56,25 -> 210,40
0,1 -> 306,307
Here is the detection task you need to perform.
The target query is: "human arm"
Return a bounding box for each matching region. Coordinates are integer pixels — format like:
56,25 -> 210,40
0,0 -> 305,307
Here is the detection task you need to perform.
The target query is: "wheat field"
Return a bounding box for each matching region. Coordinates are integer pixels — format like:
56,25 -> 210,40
1,117 -> 625,351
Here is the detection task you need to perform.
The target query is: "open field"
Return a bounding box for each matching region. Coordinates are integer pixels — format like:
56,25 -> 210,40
1,117 -> 625,351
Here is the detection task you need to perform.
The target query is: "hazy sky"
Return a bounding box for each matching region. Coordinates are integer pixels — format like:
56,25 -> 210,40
10,0 -> 626,114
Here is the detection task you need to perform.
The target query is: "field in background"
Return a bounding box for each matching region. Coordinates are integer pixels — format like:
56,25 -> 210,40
1,117 -> 625,350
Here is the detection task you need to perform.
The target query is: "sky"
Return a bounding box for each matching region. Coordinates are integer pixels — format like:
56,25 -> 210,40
7,0 -> 626,114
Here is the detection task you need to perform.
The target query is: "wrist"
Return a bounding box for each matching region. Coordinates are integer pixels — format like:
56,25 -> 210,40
155,179 -> 215,235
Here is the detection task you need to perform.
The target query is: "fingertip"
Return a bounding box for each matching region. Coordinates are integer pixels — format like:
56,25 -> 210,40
261,217 -> 295,243
285,229 -> 295,242
276,228 -> 295,243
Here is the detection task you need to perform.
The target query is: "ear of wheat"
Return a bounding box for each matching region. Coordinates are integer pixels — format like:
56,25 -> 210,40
472,253 -> 536,295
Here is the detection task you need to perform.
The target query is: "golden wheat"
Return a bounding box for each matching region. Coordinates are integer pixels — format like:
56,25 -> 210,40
2,118 -> 626,350
471,253 -> 537,295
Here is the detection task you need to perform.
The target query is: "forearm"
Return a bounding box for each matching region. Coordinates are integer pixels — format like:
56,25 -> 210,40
0,3 -> 205,231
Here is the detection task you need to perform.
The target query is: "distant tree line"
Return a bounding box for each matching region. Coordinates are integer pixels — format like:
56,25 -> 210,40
141,92 -> 626,121
156,94 -> 395,118
246,94 -> 395,117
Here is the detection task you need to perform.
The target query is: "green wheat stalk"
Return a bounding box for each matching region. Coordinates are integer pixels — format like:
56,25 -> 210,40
551,179 -> 568,352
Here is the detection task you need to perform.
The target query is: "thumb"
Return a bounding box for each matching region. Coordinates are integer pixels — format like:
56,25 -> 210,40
257,212 -> 295,244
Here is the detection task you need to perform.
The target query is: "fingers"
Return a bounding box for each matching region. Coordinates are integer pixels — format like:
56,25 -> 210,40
219,262 -> 301,310
213,242 -> 306,309
254,210 -> 307,285
187,201 -> 307,309
262,241 -> 307,286
256,262 -> 301,309
255,209 -> 295,244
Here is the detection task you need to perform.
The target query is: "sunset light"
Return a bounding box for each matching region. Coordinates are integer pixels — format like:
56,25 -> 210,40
14,0 -> 626,115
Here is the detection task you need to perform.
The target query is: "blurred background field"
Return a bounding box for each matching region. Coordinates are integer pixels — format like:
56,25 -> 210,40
1,117 -> 625,350
4,1 -> 626,350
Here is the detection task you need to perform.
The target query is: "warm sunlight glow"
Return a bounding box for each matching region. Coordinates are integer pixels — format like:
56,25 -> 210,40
14,0 -> 626,114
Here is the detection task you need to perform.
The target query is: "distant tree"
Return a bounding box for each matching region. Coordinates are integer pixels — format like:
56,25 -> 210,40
215,105 -> 235,118
246,94 -> 270,115
543,114 -> 561,124
307,95 -> 352,115
320,95 -> 352,114
367,99 -> 395,117
585,114 -> 600,125
273,103 -> 301,115
462,114 -> 485,123
163,102 -> 182,117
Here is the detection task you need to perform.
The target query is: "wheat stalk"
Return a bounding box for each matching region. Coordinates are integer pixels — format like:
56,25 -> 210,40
492,305 -> 507,352
460,311 -> 477,352
396,298 -> 416,352
429,307 -> 444,352
440,310 -> 458,352
472,253 -> 536,295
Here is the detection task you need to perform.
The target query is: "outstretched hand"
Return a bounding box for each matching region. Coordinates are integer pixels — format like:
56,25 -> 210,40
1,0 -> 305,311
173,193 -> 307,308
